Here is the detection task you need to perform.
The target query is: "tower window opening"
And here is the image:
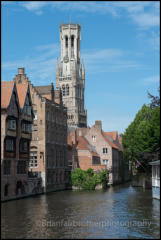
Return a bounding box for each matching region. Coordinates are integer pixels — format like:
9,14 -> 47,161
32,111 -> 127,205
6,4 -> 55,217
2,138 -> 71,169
62,85 -> 66,96
65,36 -> 68,48
71,35 -> 74,47
66,84 -> 69,96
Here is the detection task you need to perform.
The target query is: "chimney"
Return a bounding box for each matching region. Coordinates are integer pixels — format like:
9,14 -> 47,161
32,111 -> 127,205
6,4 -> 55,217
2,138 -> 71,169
95,120 -> 102,130
18,68 -> 25,75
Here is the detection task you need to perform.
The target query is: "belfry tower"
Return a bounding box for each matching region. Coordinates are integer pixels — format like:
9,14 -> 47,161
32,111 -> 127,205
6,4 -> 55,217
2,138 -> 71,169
56,23 -> 87,130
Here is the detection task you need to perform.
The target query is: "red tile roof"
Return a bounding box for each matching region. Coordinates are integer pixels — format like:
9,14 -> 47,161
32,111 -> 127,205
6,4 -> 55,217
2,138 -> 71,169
1,81 -> 15,109
16,83 -> 28,109
91,151 -> 99,157
77,136 -> 90,150
105,131 -> 118,140
101,131 -> 119,150
68,133 -> 100,157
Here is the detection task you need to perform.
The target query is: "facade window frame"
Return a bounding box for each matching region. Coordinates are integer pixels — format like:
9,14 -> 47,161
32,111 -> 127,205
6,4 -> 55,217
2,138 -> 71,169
103,148 -> 108,154
5,137 -> 15,152
17,160 -> 26,174
3,160 -> 11,175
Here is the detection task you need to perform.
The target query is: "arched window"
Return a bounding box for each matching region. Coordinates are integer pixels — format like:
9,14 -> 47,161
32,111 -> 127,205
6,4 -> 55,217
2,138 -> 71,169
62,85 -> 65,96
66,84 -> 69,96
65,36 -> 68,48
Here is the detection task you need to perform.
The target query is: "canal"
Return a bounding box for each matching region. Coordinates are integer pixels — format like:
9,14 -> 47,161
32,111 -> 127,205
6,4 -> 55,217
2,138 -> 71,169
1,183 -> 160,239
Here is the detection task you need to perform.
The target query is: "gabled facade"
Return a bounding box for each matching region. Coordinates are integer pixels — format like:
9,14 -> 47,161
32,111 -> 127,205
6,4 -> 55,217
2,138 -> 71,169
1,81 -> 33,201
13,68 -> 69,193
67,132 -> 107,172
67,121 -> 123,184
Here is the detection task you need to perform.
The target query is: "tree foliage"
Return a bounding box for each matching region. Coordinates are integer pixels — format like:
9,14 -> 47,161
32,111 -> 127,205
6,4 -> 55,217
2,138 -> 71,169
122,102 -> 160,173
71,168 -> 109,190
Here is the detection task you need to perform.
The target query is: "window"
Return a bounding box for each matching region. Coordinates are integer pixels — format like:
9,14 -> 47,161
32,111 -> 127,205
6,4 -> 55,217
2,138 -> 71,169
65,36 -> 68,48
68,160 -> 73,170
24,106 -> 31,115
62,85 -> 66,96
3,160 -> 11,175
17,161 -> 26,174
103,148 -> 108,154
33,110 -> 37,120
71,35 -> 74,47
92,156 -> 100,165
22,122 -> 32,133
66,84 -> 69,96
103,159 -> 109,168
29,151 -> 38,168
92,136 -> 96,142
5,138 -> 14,151
19,139 -> 29,153
8,119 -> 16,130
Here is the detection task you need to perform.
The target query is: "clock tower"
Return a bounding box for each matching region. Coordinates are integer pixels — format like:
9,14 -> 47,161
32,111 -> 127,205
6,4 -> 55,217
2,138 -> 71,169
56,23 -> 87,130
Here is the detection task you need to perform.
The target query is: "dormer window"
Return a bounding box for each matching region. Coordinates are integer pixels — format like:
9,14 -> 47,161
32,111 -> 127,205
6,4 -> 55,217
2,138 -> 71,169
8,119 -> 16,130
24,106 -> 31,115
22,122 -> 32,133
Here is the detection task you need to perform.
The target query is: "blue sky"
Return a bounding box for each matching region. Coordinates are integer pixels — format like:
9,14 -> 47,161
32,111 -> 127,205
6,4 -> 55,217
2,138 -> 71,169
2,1 -> 160,133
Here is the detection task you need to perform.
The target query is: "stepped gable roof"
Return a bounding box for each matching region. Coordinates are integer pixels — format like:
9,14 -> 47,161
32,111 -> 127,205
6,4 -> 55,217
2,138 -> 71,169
101,131 -> 119,150
16,83 -> 28,109
105,131 -> 117,141
35,85 -> 51,95
1,81 -> 15,109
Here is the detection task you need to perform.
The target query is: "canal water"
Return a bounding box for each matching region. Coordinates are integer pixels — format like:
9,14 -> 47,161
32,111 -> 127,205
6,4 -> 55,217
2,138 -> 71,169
1,183 -> 160,239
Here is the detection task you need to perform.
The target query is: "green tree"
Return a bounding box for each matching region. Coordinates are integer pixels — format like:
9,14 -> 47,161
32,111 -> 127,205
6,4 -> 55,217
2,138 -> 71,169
71,168 -> 109,190
122,103 -> 160,173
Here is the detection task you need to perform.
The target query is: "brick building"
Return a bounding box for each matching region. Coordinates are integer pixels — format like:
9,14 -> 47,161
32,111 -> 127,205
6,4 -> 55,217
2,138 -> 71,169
13,68 -> 69,193
1,81 -> 33,201
68,131 -> 107,172
67,121 -> 123,184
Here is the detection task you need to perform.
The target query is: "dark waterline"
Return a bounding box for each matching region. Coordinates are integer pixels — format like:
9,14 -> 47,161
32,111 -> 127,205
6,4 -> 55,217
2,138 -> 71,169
1,183 -> 160,239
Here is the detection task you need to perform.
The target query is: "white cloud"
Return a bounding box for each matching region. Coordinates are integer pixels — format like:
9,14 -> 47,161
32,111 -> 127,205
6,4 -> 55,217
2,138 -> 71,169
131,12 -> 160,29
142,75 -> 160,84
19,1 -> 160,28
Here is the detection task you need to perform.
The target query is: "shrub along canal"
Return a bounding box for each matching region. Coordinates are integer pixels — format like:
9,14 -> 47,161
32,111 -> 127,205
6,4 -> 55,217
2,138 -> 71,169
1,183 -> 160,239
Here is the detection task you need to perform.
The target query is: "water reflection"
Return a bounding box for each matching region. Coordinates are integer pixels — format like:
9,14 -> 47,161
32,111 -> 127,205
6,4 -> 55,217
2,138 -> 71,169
1,184 -> 160,239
